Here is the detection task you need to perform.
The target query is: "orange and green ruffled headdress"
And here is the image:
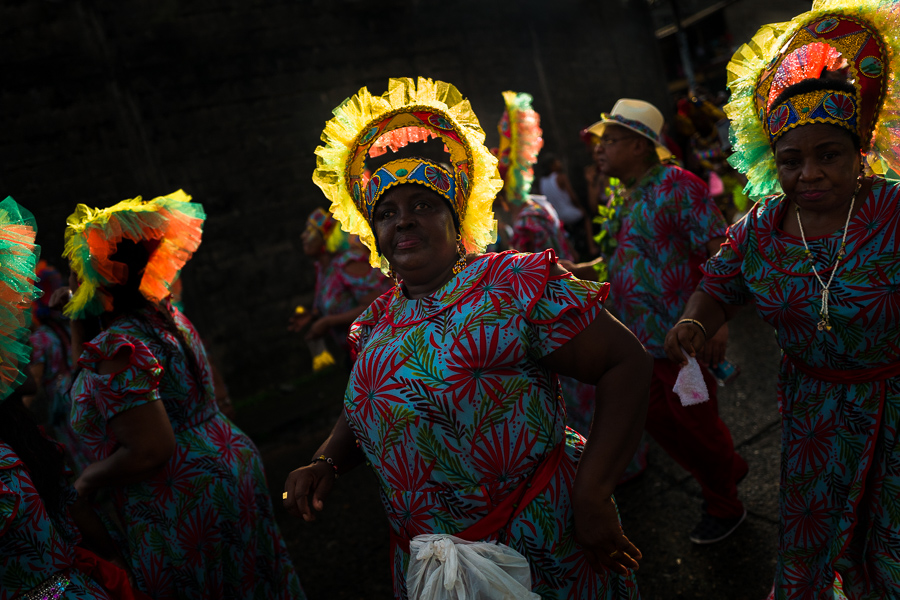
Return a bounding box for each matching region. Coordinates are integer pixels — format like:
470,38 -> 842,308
0,197 -> 41,402
495,91 -> 544,205
725,0 -> 900,198
312,77 -> 503,268
63,190 -> 205,319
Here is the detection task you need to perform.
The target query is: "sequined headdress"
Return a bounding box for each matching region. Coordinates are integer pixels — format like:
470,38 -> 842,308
0,198 -> 41,402
312,77 -> 503,268
496,91 -> 544,205
725,0 -> 900,197
63,190 -> 205,319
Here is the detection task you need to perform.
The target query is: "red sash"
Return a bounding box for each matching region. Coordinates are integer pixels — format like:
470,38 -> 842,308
72,547 -> 155,600
784,354 -> 900,384
390,441 -> 566,554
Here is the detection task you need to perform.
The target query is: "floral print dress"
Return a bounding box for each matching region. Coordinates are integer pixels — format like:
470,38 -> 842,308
699,177 -> 900,599
70,305 -> 304,600
0,441 -> 111,600
603,163 -> 728,357
346,250 -> 640,600
509,198 -> 589,435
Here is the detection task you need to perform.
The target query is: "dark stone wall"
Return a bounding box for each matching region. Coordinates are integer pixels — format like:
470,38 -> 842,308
1,0 -> 669,396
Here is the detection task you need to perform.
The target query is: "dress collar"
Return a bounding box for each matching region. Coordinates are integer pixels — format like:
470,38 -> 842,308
386,255 -> 493,327
753,177 -> 897,276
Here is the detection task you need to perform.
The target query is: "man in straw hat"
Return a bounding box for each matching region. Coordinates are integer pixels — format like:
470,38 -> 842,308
588,98 -> 747,544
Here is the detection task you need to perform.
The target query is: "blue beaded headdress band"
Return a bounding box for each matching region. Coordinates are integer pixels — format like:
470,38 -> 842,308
767,89 -> 859,143
363,158 -> 456,220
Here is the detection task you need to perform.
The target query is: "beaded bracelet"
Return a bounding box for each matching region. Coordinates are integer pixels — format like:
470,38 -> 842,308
311,455 -> 339,479
676,318 -> 707,339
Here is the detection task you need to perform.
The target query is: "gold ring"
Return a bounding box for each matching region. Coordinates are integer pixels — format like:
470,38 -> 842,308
282,492 -> 288,500
609,550 -> 619,558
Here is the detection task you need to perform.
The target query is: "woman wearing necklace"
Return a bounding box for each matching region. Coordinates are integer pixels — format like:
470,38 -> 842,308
284,77 -> 651,599
665,3 -> 900,597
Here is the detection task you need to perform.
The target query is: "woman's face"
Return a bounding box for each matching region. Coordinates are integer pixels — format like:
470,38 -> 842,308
373,184 -> 458,284
775,123 -> 861,213
301,225 -> 325,257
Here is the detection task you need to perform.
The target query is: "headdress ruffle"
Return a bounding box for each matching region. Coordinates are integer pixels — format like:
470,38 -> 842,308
496,91 -> 544,204
725,0 -> 900,197
312,77 -> 502,268
0,197 -> 41,402
63,190 -> 205,319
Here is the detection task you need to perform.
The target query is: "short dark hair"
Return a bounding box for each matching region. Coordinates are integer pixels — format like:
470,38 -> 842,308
769,77 -> 861,150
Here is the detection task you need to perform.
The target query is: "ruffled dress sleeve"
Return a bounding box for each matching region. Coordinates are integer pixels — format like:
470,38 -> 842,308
505,250 -> 610,358
347,289 -> 393,361
698,205 -> 755,306
73,332 -> 163,424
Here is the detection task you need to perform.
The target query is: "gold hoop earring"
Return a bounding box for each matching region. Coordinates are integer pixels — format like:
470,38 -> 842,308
452,234 -> 466,275
385,264 -> 402,297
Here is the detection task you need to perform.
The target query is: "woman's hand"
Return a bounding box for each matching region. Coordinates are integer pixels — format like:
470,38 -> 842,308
305,316 -> 333,340
697,322 -> 727,366
287,312 -> 314,333
283,462 -> 335,521
49,286 -> 72,310
573,494 -> 641,576
664,321 -> 707,367
73,468 -> 99,502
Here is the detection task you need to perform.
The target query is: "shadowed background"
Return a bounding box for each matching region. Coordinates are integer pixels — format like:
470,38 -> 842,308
1,0 -> 668,395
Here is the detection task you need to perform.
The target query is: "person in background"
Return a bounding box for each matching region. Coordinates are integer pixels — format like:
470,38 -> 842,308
24,261 -> 91,470
492,90 -> 575,261
582,129 -> 619,211
0,196 -> 146,600
63,192 -> 305,599
494,91 -> 648,481
288,207 -> 389,370
535,153 -> 598,257
284,77 -> 650,599
588,98 -> 748,544
666,4 -> 900,596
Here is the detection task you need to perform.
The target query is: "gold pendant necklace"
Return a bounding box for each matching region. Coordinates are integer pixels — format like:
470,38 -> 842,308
794,181 -> 860,332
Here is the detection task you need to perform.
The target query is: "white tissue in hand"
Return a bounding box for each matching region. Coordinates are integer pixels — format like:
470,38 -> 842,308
673,354 -> 709,406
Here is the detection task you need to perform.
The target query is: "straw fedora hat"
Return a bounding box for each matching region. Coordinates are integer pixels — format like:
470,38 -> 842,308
587,98 -> 672,161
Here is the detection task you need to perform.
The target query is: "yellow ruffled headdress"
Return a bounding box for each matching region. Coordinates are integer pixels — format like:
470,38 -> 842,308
312,77 -> 503,268
725,0 -> 900,198
63,190 -> 205,319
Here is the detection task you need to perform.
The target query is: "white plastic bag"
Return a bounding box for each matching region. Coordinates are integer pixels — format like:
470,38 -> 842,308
673,350 -> 710,406
406,534 -> 540,600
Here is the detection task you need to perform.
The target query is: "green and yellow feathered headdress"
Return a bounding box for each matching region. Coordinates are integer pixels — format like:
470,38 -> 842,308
312,77 -> 503,268
63,190 -> 205,319
725,0 -> 900,198
0,197 -> 41,402
496,91 -> 544,204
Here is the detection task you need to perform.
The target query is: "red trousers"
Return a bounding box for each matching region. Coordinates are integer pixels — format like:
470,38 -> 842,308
645,358 -> 747,519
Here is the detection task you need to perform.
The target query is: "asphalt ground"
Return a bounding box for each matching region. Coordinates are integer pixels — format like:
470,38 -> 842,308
246,306 -> 784,599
